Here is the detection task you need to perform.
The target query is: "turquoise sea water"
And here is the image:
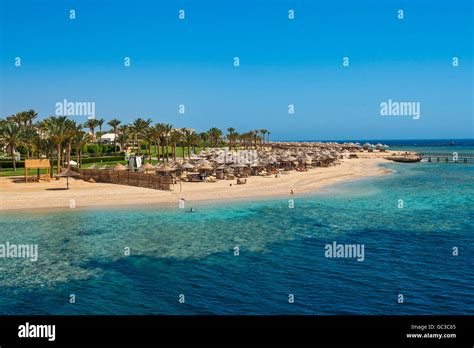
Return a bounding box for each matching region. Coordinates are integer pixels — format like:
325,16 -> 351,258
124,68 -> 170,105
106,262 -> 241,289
0,145 -> 473,314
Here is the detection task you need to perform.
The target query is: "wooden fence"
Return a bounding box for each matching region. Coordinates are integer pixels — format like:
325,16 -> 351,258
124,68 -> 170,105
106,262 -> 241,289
75,169 -> 174,190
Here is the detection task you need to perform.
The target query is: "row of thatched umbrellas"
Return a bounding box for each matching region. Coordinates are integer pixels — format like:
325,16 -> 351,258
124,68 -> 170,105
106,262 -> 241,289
81,141 -> 390,174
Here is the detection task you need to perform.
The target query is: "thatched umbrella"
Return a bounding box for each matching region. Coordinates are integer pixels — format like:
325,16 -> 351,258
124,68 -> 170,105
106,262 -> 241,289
141,162 -> 155,173
89,164 -> 99,170
156,163 -> 175,175
197,163 -> 214,171
230,162 -> 247,168
55,169 -> 81,189
114,163 -> 128,171
180,162 -> 195,170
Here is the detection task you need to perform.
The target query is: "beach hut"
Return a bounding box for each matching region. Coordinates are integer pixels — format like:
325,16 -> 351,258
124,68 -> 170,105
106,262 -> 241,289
24,159 -> 51,182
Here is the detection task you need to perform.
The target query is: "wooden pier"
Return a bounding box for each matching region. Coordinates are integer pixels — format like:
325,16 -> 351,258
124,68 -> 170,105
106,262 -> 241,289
421,153 -> 474,163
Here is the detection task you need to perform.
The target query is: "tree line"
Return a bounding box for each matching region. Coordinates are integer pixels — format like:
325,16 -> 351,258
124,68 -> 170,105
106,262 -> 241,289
0,110 -> 271,172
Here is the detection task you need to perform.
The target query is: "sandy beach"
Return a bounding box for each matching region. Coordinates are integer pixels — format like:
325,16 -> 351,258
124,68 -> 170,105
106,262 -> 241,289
0,156 -> 391,212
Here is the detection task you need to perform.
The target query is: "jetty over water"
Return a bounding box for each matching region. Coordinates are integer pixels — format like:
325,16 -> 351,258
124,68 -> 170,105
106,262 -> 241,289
420,153 -> 474,163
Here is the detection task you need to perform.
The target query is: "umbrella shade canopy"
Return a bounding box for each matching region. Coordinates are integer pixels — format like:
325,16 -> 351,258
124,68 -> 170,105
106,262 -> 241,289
99,165 -> 111,170
196,159 -> 211,165
55,169 -> 81,178
180,162 -> 195,170
198,163 -> 214,170
114,163 -> 129,171
156,164 -> 175,172
88,164 -> 99,170
230,162 -> 247,168
142,162 -> 155,170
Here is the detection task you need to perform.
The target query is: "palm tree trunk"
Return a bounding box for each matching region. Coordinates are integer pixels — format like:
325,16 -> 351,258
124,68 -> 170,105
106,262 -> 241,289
11,147 -> 16,171
57,144 -> 61,174
67,143 -> 72,169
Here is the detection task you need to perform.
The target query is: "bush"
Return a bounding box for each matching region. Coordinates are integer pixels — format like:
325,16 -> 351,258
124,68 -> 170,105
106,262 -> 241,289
80,156 -> 125,164
87,144 -> 100,155
0,160 -> 25,169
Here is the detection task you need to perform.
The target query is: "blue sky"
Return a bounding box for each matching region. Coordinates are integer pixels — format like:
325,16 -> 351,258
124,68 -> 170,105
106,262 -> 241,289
0,0 -> 472,140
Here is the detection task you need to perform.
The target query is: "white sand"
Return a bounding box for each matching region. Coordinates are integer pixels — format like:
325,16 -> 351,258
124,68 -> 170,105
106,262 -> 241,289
0,157 -> 391,212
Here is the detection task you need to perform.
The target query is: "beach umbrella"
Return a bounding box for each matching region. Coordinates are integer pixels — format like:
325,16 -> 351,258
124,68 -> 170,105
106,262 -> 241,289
89,164 -> 99,170
141,162 -> 155,173
198,163 -> 214,171
114,163 -> 129,171
180,162 -> 195,170
196,159 -> 211,166
156,163 -> 175,172
230,162 -> 247,168
55,169 -> 81,189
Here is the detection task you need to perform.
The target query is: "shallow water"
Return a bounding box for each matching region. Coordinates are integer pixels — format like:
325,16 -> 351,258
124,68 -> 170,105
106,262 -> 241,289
0,148 -> 473,314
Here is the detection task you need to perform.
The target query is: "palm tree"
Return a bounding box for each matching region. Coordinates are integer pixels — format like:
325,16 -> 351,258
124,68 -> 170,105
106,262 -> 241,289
227,127 -> 236,149
7,112 -> 27,128
198,131 -> 209,148
1,122 -> 21,170
72,129 -> 91,168
169,130 -> 182,161
116,132 -> 129,153
267,131 -> 271,143
64,120 -> 78,169
25,109 -> 38,128
20,127 -> 38,159
208,127 -> 223,147
152,123 -> 165,162
183,129 -> 197,159
107,119 -> 121,151
96,118 -> 105,143
260,129 -> 267,146
84,119 -> 100,140
143,127 -> 155,162
129,118 -> 152,155
253,130 -> 259,148
163,124 -> 173,162
44,116 -> 69,174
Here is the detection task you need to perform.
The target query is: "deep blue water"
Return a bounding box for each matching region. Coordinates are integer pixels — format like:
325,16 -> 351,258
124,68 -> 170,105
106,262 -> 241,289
0,146 -> 473,314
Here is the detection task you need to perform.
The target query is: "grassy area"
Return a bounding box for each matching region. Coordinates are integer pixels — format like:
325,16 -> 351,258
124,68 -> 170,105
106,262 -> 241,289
0,146 -> 207,176
1,168 -> 53,177
147,146 -> 203,158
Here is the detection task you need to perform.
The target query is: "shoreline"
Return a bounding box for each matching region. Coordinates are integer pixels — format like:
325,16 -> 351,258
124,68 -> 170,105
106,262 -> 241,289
0,157 -> 392,213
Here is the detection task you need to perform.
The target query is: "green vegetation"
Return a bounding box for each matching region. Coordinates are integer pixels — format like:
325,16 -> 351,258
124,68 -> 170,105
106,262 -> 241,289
0,109 -> 271,177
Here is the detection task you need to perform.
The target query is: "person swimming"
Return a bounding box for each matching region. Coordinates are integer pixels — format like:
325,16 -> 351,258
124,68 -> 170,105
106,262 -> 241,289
188,207 -> 196,213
